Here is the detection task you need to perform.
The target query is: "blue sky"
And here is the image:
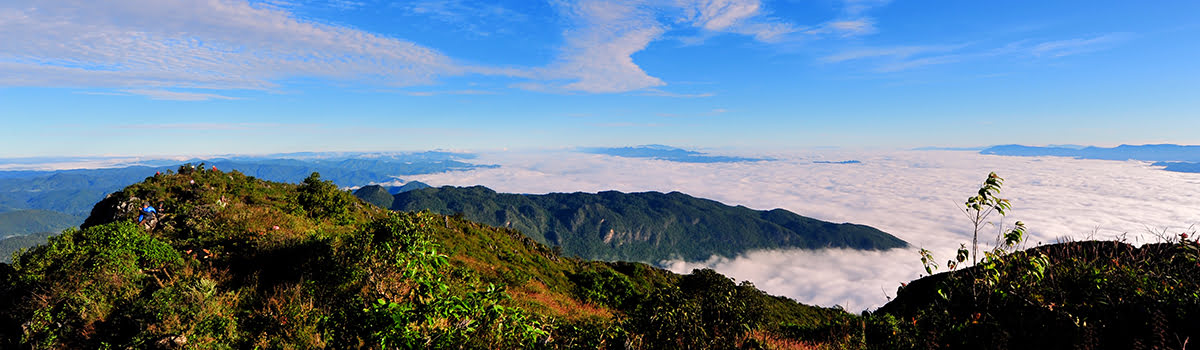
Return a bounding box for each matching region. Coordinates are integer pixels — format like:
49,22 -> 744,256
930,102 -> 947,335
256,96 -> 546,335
1,0 -> 1197,157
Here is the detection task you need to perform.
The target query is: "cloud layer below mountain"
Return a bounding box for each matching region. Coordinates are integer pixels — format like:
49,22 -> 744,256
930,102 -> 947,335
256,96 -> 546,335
404,149 -> 1200,311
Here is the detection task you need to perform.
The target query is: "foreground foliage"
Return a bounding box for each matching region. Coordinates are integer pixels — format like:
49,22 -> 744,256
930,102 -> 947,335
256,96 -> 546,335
7,167 -> 1190,348
785,173 -> 1200,349
0,166 -> 842,348
388,185 -> 907,262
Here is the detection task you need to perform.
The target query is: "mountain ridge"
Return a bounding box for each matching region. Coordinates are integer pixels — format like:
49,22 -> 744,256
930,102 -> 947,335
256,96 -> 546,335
385,185 -> 907,262
981,144 -> 1200,162
0,166 -> 845,348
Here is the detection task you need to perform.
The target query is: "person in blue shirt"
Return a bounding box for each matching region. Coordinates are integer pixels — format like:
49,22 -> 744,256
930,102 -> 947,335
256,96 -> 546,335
138,203 -> 157,224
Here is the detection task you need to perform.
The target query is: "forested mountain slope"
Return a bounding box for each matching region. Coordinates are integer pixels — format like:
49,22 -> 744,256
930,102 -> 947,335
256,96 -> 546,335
0,166 -> 844,349
387,185 -> 907,262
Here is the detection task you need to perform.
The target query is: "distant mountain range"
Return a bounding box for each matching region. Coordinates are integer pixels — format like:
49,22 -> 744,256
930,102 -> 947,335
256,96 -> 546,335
980,144 -> 1200,173
0,163 -> 849,348
0,210 -> 83,262
374,186 -> 907,262
0,153 -> 487,216
0,153 -> 491,251
813,160 -> 861,164
580,145 -> 771,163
912,146 -> 989,151
352,182 -> 432,208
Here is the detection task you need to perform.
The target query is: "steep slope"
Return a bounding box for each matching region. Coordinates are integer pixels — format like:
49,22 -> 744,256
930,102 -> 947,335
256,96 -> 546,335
0,209 -> 82,238
0,165 -> 845,349
779,240 -> 1200,349
351,182 -> 433,209
391,180 -> 432,194
390,186 -> 907,262
0,156 -> 484,217
0,210 -> 84,262
875,240 -> 1200,349
352,185 -> 394,208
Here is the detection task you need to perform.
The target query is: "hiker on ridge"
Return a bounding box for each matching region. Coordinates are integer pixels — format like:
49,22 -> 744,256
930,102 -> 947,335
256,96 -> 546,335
138,203 -> 157,224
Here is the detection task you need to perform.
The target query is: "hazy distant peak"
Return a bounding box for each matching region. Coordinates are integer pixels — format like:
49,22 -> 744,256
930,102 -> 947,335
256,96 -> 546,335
578,145 -> 770,163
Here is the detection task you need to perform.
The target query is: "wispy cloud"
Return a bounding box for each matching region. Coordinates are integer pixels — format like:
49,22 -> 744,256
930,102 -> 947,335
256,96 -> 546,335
637,88 -> 715,98
820,44 -> 966,63
122,89 -> 241,101
0,0 -> 457,92
324,0 -> 366,11
797,0 -> 890,38
1029,33 -> 1133,58
400,0 -> 528,36
113,122 -> 317,131
536,0 -> 668,93
525,0 -> 810,93
656,108 -> 729,118
593,122 -> 666,127
401,89 -> 499,97
0,0 -> 904,98
841,0 -> 892,16
679,0 -> 799,42
822,33 -> 1133,72
804,18 -> 877,37
874,54 -> 972,72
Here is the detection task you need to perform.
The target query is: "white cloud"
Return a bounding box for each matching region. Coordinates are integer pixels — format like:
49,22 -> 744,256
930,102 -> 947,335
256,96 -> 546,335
820,44 -> 964,63
678,0 -> 797,41
805,18 -> 876,37
404,150 -> 1200,312
400,0 -> 528,36
686,0 -> 760,31
122,89 -> 241,101
664,248 -> 915,310
0,0 -> 891,96
826,19 -> 876,36
0,0 -> 457,92
533,0 -> 667,93
841,0 -> 891,17
1029,33 -> 1133,58
112,122 -> 313,130
638,88 -> 716,98
821,32 -> 1133,72
796,0 -> 889,39
400,89 -> 499,97
530,0 -> 804,93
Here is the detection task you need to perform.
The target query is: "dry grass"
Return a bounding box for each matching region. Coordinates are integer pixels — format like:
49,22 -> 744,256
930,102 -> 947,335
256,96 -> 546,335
744,330 -> 829,350
508,281 -> 613,320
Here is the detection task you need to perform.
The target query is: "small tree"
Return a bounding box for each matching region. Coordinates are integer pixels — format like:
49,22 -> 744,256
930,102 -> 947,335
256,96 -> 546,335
919,172 -> 1041,308
297,172 -> 353,221
920,172 -> 1029,275
962,172 -> 1016,266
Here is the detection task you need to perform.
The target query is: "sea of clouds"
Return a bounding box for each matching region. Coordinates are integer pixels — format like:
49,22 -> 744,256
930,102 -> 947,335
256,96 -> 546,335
398,149 -> 1200,312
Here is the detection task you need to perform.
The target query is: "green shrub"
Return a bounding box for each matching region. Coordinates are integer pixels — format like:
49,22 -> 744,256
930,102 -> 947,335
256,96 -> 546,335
297,172 -> 355,222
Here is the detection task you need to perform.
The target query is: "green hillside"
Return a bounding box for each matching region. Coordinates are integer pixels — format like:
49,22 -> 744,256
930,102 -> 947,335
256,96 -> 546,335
780,239 -> 1200,349
6,167 -> 1188,348
0,210 -> 83,262
388,186 -> 907,262
0,166 -> 844,349
353,185 -> 395,208
1,231 -> 59,263
0,209 -> 81,238
781,172 -> 1200,349
352,182 -> 433,209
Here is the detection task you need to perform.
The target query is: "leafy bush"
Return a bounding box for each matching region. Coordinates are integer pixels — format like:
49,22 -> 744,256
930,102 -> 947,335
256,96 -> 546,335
363,212 -> 552,348
626,268 -> 758,348
570,266 -> 639,309
5,222 -> 185,348
0,167 -> 849,349
298,172 -> 356,222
